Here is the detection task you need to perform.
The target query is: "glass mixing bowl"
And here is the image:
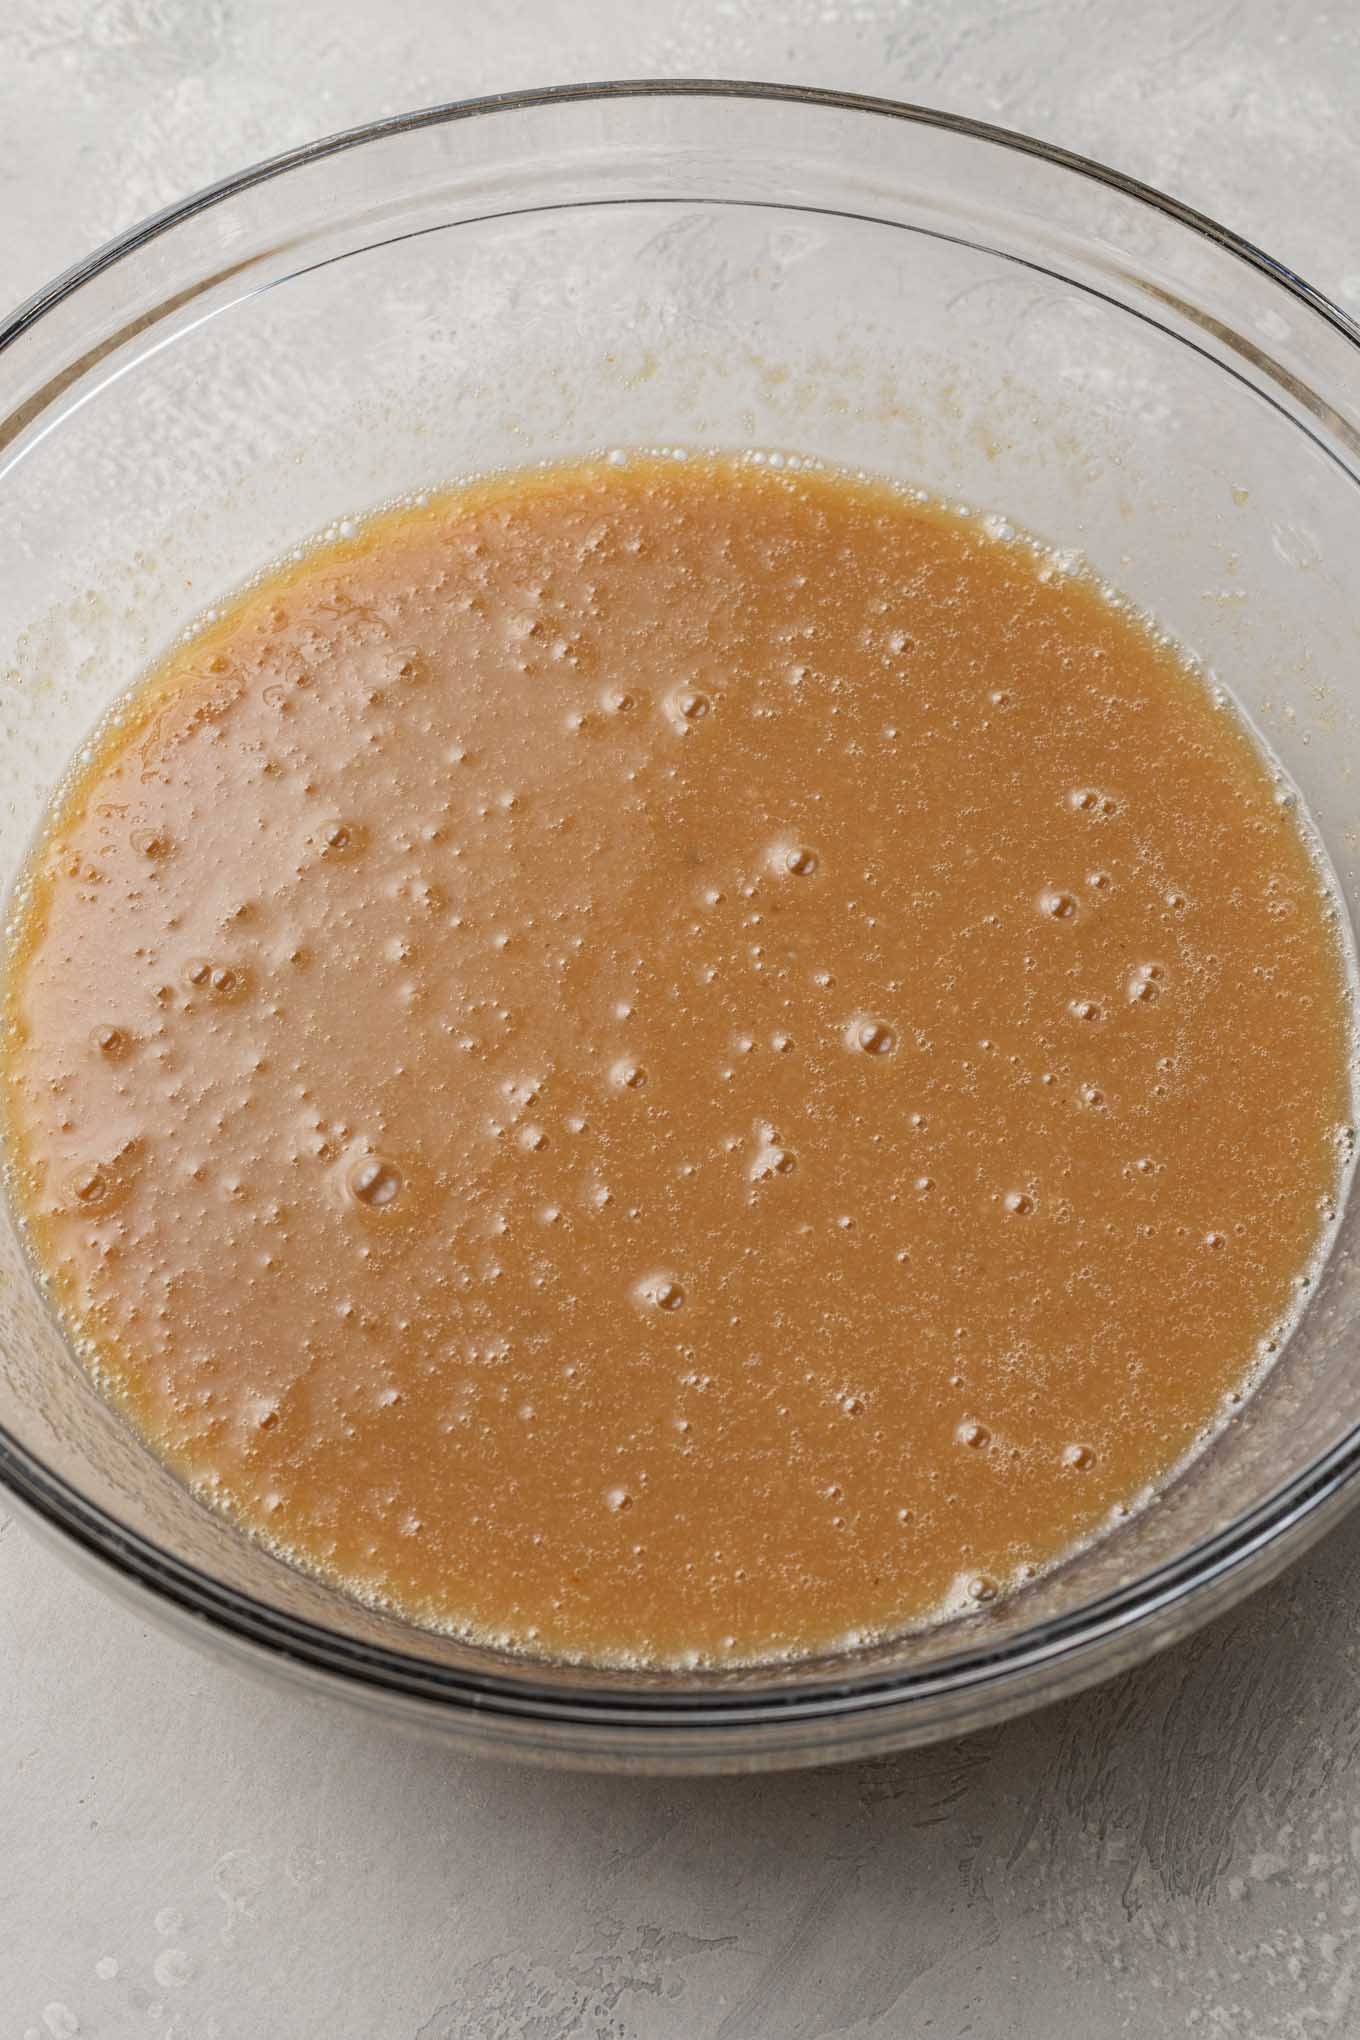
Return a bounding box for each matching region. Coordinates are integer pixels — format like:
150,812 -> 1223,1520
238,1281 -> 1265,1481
4,82 -> 1360,1773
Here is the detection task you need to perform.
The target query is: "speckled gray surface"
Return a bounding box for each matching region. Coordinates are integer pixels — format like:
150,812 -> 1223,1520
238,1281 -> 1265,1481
6,3 -> 1360,2035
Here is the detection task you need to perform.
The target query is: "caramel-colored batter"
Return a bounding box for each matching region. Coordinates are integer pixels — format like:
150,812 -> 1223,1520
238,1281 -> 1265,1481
1,454 -> 1351,1664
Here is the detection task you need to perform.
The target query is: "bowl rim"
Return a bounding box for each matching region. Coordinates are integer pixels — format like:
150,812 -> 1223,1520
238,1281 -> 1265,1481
4,76 -> 1360,1739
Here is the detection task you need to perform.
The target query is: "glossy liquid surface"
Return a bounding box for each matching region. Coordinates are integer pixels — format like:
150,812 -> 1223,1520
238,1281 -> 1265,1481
2,455 -> 1350,1664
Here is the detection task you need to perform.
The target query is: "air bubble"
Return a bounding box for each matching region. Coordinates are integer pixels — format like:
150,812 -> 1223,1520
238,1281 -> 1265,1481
131,828 -> 170,860
783,846 -> 818,877
957,1420 -> 990,1448
605,1486 -> 633,1511
639,1276 -> 685,1311
1062,1443 -> 1095,1470
91,1024 -> 129,1058
318,819 -> 364,857
672,689 -> 711,726
68,1164 -> 109,1206
1003,1190 -> 1035,1216
752,1146 -> 796,1181
849,1018 -> 896,1056
1040,891 -> 1077,921
1068,999 -> 1103,1023
348,1156 -> 402,1209
611,1059 -> 648,1091
185,959 -> 245,999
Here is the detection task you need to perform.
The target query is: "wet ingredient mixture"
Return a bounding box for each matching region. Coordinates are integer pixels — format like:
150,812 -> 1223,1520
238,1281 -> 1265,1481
1,453 -> 1351,1665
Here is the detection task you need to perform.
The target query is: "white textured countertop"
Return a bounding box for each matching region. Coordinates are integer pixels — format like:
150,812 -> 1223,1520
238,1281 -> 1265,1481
6,4 -> 1360,2035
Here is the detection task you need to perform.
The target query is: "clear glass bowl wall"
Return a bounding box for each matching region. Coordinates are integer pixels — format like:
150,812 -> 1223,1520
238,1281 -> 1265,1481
3,84 -> 1360,1771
